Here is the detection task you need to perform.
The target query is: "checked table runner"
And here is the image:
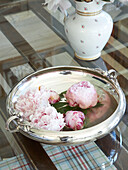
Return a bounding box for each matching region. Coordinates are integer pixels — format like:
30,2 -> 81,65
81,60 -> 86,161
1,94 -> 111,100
42,142 -> 117,170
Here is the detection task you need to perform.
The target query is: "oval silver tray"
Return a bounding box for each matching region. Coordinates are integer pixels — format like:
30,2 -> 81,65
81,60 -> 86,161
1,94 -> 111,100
6,66 -> 126,145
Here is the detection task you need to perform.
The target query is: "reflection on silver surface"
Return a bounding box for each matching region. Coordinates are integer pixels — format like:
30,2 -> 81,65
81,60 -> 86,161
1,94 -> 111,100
6,66 -> 126,145
96,126 -> 122,167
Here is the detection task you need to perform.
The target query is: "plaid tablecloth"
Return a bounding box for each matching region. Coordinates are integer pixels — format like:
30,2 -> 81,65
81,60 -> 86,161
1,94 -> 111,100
43,142 -> 117,170
0,154 -> 31,170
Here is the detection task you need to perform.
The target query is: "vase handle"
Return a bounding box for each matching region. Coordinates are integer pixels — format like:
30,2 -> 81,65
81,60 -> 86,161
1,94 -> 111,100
63,10 -> 69,23
64,10 -> 69,17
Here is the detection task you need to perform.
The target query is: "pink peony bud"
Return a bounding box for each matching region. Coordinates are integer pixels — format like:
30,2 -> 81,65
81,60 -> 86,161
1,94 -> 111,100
39,86 -> 60,104
65,111 -> 85,130
65,81 -> 98,109
48,90 -> 60,104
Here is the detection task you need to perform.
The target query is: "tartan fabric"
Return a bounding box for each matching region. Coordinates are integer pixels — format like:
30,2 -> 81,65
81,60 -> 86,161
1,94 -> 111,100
0,154 -> 31,170
43,142 -> 117,170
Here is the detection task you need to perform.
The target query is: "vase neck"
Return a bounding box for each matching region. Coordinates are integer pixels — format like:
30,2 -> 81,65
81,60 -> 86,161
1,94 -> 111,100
75,0 -> 105,14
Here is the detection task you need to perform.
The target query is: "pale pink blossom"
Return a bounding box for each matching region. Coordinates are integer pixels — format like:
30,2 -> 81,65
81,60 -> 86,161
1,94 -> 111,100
65,81 -> 98,109
39,86 -> 60,104
15,86 -> 65,131
30,106 -> 65,131
48,90 -> 60,104
15,87 -> 50,119
43,0 -> 71,13
65,111 -> 85,130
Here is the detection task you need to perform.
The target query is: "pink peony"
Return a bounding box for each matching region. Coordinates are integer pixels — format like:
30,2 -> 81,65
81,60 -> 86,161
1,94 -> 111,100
29,106 -> 65,131
39,86 -> 60,104
15,86 -> 64,131
48,90 -> 60,104
15,87 -> 50,119
65,81 -> 98,109
65,111 -> 85,130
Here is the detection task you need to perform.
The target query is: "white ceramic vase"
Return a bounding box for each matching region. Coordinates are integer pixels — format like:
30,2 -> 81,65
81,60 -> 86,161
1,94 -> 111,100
64,0 -> 113,61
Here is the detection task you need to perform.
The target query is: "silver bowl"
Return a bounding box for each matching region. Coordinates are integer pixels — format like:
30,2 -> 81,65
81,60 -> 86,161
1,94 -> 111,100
6,66 -> 126,145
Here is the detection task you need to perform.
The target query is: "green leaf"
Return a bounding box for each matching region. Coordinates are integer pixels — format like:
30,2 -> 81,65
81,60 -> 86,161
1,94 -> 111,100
92,102 -> 103,108
83,117 -> 90,129
52,100 -> 88,114
81,109 -> 87,115
59,91 -> 67,100
52,102 -> 68,109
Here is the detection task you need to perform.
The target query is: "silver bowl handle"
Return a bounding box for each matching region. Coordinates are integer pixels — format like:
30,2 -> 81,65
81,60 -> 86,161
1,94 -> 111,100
6,115 -> 19,133
107,69 -> 117,80
107,69 -> 120,88
95,68 -> 120,88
